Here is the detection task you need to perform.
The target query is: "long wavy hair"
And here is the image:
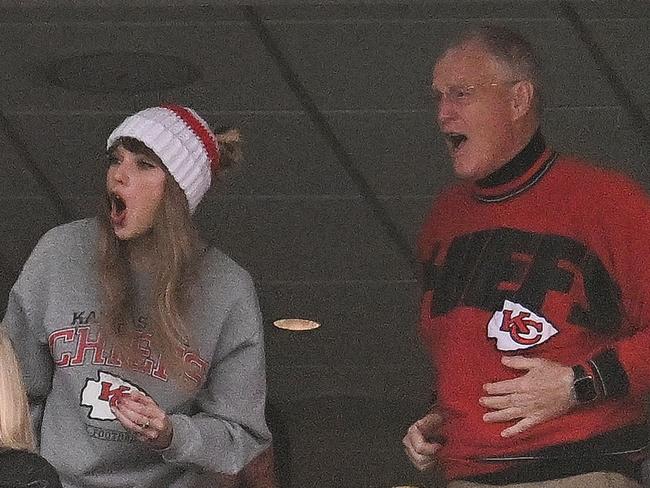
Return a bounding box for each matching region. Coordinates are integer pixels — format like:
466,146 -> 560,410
0,330 -> 35,452
97,132 -> 241,383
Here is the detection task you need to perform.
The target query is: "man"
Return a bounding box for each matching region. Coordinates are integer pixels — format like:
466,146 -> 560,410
402,25 -> 650,488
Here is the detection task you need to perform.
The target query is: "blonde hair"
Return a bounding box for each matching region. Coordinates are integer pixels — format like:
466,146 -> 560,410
97,131 -> 242,384
0,329 -> 35,451
98,139 -> 202,382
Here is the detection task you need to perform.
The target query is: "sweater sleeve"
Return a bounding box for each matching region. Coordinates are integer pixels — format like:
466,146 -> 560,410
583,175 -> 650,399
159,274 -> 272,475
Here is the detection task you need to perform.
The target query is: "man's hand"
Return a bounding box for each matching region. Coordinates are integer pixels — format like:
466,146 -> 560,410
480,356 -> 576,438
402,410 -> 444,471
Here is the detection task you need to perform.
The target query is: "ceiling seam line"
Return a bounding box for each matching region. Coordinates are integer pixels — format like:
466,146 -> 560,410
0,110 -> 72,222
0,246 -> 13,291
558,2 -> 650,142
242,5 -> 417,272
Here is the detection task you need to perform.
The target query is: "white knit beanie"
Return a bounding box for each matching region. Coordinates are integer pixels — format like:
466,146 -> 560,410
106,104 -> 220,213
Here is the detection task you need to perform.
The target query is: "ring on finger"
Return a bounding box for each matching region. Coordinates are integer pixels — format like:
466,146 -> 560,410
142,420 -> 150,429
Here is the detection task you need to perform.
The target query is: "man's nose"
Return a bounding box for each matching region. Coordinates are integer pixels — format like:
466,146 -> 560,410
436,95 -> 456,124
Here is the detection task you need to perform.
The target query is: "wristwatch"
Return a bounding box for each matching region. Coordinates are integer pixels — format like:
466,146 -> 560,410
571,364 -> 598,404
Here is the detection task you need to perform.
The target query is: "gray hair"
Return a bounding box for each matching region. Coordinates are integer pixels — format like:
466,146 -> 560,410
446,25 -> 542,106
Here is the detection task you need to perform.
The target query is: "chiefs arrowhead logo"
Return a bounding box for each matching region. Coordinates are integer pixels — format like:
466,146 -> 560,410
80,371 -> 145,421
487,300 -> 558,351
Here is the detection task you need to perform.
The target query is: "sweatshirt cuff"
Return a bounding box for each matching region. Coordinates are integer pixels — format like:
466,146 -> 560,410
588,348 -> 630,399
159,414 -> 194,463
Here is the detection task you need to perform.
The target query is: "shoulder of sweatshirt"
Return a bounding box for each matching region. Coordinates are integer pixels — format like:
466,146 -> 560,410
189,248 -> 262,343
17,218 -> 97,283
32,218 -> 98,261
194,246 -> 258,298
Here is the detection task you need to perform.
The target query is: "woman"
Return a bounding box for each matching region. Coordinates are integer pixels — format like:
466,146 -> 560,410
2,105 -> 271,487
0,330 -> 62,488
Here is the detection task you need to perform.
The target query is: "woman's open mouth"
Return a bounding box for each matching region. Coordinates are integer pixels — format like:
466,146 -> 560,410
110,193 -> 127,227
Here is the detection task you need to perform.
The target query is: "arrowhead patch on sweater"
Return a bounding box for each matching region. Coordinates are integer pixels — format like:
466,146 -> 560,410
81,371 -> 144,421
487,300 -> 558,351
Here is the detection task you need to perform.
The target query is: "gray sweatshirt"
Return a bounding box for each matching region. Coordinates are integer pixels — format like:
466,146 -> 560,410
2,219 -> 272,488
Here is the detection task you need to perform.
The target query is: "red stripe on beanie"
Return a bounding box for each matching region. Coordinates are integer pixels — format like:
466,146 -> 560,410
161,104 -> 221,171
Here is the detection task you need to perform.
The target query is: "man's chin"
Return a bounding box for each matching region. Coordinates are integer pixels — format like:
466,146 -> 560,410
452,155 -> 495,181
452,161 -> 481,181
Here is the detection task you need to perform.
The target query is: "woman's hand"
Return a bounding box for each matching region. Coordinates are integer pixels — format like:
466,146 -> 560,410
110,391 -> 173,449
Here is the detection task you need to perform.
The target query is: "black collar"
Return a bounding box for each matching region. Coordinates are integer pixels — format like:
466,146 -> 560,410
471,130 -> 558,203
477,130 -> 546,189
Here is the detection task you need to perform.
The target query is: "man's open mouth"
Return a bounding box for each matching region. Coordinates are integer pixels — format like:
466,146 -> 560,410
445,132 -> 467,151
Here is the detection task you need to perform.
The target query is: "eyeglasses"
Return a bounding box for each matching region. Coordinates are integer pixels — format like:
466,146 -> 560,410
431,80 -> 520,107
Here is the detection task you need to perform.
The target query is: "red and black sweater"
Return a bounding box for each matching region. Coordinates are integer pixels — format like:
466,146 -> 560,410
418,133 -> 650,482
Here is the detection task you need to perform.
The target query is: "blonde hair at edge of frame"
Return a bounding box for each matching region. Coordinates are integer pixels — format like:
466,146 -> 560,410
0,330 -> 36,452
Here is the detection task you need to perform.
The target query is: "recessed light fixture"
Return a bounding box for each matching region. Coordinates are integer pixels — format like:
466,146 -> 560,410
45,51 -> 201,93
273,318 -> 320,331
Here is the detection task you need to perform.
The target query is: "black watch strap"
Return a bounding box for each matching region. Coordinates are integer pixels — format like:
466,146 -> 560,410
572,364 -> 598,404
589,349 -> 629,399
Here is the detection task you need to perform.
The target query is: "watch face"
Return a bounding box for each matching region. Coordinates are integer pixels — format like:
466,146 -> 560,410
574,376 -> 597,403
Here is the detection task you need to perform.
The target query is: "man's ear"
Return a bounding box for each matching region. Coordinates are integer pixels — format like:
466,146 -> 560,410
511,80 -> 535,120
